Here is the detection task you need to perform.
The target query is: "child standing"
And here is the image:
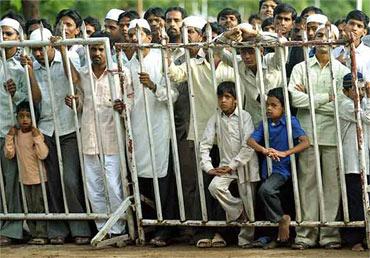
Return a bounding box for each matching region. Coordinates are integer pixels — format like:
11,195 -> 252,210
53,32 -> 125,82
4,101 -> 49,245
340,72 -> 370,251
200,81 -> 260,248
247,88 -> 309,243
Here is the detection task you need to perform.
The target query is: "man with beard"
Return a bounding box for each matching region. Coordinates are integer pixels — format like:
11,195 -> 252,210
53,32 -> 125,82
0,14 -> 41,246
289,26 -> 349,250
165,6 -> 187,60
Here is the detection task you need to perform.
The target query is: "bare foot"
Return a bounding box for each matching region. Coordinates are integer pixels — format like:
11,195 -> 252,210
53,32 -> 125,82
352,243 -> 364,251
277,214 -> 291,242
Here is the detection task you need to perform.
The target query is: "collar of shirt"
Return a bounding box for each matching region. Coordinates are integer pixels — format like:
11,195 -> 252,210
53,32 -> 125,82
269,114 -> 286,126
308,55 -> 329,69
33,49 -> 62,70
80,65 -> 109,80
220,107 -> 239,118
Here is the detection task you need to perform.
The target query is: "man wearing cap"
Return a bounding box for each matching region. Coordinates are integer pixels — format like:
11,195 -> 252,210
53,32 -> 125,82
0,16 -> 41,246
339,72 -> 370,252
306,14 -> 328,41
29,28 -> 91,245
104,8 -> 125,44
289,25 -> 350,250
122,18 -> 179,246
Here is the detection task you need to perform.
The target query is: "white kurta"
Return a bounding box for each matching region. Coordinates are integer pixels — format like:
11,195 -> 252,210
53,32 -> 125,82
126,49 -> 178,178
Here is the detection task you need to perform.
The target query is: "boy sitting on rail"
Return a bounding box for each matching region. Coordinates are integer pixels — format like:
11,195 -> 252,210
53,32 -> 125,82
247,88 -> 309,244
200,81 -> 260,248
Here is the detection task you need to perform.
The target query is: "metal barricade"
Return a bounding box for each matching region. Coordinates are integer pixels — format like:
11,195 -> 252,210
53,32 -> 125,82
0,24 -> 369,249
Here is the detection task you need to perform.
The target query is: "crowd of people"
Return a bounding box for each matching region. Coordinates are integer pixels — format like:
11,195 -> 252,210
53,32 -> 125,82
0,0 -> 369,252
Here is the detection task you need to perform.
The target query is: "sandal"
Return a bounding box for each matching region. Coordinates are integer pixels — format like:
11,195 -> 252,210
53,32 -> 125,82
291,242 -> 310,250
324,242 -> 341,249
211,233 -> 226,248
149,236 -> 167,247
196,238 -> 212,248
28,238 -> 48,245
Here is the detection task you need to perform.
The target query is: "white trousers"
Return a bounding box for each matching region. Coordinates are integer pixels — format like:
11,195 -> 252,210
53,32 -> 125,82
208,176 -> 256,245
84,154 -> 125,234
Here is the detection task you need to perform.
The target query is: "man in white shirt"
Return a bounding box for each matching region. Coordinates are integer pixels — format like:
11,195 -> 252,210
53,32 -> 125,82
30,28 -> 91,245
117,19 -> 178,246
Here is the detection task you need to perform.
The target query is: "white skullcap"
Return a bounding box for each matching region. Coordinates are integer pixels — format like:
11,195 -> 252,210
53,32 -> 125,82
183,16 -> 207,31
105,9 -> 124,21
315,24 -> 339,40
237,22 -> 253,31
0,18 -> 21,33
128,19 -> 151,32
29,28 -> 53,41
306,14 -> 328,25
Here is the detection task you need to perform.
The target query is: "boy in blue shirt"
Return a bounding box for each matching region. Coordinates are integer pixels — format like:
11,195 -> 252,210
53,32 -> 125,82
247,87 -> 309,243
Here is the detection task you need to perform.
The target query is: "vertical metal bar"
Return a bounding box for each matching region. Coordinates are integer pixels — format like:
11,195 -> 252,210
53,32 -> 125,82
327,30 -> 349,223
135,25 -> 163,221
95,37 -> 135,238
181,25 -> 208,222
0,28 -> 9,214
0,161 -> 8,214
160,29 -> 186,222
231,47 -> 255,222
349,39 -> 370,248
0,27 -> 28,214
277,46 -> 302,222
19,27 -> 49,214
60,25 -> 93,215
40,25 -> 69,214
116,48 -> 145,242
302,33 -> 326,223
254,47 -> 273,177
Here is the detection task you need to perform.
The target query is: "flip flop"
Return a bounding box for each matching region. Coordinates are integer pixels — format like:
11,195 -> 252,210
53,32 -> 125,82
211,233 -> 226,248
196,238 -> 212,248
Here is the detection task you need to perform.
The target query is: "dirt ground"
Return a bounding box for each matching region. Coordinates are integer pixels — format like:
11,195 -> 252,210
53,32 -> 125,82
1,244 -> 369,258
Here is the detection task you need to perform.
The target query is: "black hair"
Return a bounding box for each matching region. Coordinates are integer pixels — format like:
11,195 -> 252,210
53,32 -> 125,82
273,3 -> 297,21
25,19 -> 52,36
295,16 -> 302,24
90,30 -> 113,49
144,7 -> 165,20
334,19 -> 346,27
343,72 -> 364,89
83,16 -> 101,32
217,81 -> 236,99
248,14 -> 262,24
300,6 -> 324,17
267,87 -> 292,111
165,6 -> 187,20
1,10 -> 26,32
201,22 -> 225,36
118,10 -> 140,22
217,8 -> 241,24
262,17 -> 274,31
345,10 -> 369,29
16,101 -> 31,114
55,9 -> 82,28
258,0 -> 282,11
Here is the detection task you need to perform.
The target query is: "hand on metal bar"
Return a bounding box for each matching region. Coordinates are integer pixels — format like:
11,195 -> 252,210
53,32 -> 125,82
138,72 -> 156,92
3,79 -> 16,97
19,54 -> 33,71
113,99 -> 125,114
65,95 -> 79,109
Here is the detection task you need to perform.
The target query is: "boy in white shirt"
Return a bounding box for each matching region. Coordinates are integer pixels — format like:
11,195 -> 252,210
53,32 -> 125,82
200,81 -> 260,248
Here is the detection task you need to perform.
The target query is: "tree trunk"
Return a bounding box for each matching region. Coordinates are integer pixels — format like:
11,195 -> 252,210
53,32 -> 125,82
22,0 -> 40,20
